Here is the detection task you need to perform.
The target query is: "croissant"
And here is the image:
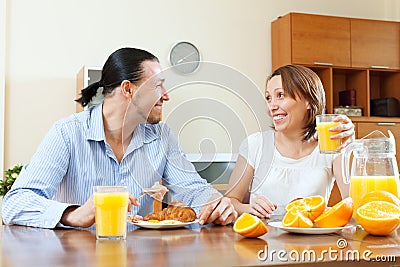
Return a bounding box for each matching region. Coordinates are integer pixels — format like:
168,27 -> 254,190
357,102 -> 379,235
143,204 -> 197,222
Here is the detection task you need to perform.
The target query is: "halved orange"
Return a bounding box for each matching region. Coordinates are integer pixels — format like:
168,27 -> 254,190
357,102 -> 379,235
233,213 -> 268,238
314,197 -> 353,228
285,195 -> 326,221
356,200 -> 400,236
359,190 -> 400,207
282,207 -> 313,228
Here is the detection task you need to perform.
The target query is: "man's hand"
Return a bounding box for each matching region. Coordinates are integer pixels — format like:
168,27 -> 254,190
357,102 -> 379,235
198,195 -> 238,225
128,194 -> 140,212
60,196 -> 96,228
61,194 -> 140,228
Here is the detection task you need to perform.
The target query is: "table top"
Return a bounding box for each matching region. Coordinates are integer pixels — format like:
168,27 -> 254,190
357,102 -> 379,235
1,222 -> 399,267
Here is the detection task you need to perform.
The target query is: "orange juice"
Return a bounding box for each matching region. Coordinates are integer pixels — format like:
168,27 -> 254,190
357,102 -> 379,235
94,190 -> 129,239
316,121 -> 341,153
350,176 -> 399,211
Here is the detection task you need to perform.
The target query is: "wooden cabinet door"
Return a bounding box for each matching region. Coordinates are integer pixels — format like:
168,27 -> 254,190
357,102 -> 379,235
356,122 -> 400,168
351,19 -> 400,69
291,13 -> 351,67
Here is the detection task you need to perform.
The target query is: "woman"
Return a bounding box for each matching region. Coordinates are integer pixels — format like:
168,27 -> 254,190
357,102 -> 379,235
225,65 -> 355,219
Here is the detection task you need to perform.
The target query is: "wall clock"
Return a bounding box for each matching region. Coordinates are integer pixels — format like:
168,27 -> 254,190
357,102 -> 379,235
169,41 -> 201,74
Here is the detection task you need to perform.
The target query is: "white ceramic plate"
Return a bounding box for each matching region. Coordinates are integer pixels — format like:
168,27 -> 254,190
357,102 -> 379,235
128,219 -> 199,229
268,221 -> 354,234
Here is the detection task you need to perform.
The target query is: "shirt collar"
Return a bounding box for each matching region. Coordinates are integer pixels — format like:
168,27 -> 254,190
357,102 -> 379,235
126,124 -> 161,153
86,104 -> 160,147
86,104 -> 106,142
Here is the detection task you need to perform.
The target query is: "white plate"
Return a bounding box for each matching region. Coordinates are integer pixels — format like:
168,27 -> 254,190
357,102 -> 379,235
268,221 -> 354,234
128,219 -> 199,229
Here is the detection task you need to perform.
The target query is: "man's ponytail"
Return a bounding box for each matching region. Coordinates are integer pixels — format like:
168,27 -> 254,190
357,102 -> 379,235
75,81 -> 103,107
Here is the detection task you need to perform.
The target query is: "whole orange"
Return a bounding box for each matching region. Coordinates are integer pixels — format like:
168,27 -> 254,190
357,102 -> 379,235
359,190 -> 400,207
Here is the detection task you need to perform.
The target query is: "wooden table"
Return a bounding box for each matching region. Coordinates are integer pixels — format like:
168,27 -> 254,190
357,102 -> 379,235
1,223 -> 399,267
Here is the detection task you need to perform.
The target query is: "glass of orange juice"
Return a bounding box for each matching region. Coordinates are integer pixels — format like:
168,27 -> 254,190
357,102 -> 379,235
316,114 -> 342,154
94,186 -> 129,240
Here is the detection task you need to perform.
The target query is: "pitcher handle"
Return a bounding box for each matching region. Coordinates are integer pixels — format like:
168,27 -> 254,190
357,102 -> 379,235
388,130 -> 396,155
341,142 -> 358,185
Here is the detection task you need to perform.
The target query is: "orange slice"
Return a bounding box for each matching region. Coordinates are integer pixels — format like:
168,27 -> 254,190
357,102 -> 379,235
356,201 -> 400,236
314,197 -> 353,228
282,207 -> 313,228
233,213 -> 268,238
359,190 -> 400,207
285,195 -> 326,221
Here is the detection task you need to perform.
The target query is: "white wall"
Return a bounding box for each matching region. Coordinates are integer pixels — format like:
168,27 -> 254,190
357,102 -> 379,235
3,0 -> 400,168
1,0 -> 6,176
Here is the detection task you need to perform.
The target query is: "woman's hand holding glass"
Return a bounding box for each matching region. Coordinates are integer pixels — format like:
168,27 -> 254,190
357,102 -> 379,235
329,114 -> 355,151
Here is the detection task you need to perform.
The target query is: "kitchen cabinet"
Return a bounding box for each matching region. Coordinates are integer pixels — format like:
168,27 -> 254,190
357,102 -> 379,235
271,12 -> 400,167
272,13 -> 400,70
351,19 -> 400,69
272,13 -> 351,71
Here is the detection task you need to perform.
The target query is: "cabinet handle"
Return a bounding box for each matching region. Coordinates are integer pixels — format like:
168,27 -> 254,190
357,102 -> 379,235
377,122 -> 396,126
371,65 -> 389,69
313,62 -> 333,66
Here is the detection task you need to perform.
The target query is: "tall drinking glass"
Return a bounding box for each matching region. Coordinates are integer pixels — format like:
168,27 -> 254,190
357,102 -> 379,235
316,114 -> 342,154
93,186 -> 129,240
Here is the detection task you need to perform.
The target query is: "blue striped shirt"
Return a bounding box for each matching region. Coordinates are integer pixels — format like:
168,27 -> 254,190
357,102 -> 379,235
2,104 -> 218,228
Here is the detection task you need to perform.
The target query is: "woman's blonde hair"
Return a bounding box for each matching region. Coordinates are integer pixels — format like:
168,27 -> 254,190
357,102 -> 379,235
266,65 -> 326,141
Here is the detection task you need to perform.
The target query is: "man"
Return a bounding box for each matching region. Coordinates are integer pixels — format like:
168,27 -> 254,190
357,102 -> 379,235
2,47 -> 237,228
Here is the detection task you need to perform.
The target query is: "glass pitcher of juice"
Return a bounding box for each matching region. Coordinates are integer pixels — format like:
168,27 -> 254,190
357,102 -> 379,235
342,130 -> 399,215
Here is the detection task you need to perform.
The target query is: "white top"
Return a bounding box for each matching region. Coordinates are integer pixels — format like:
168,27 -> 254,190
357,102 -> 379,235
239,130 -> 337,216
